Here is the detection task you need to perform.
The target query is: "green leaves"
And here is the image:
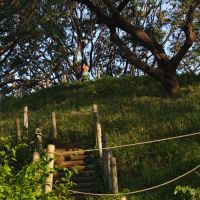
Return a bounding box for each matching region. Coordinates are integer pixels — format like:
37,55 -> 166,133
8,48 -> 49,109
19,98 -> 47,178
175,186 -> 200,200
0,141 -> 74,200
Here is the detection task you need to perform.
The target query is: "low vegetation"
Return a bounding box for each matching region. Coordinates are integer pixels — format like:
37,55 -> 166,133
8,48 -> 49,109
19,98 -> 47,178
1,74 -> 200,199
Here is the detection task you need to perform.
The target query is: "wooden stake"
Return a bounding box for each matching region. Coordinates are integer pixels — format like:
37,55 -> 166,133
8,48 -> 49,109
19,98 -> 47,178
45,144 -> 55,194
24,106 -> 28,128
102,131 -> 108,191
16,118 -> 21,142
92,104 -> 99,146
52,112 -> 57,143
107,150 -> 112,192
110,157 -> 118,194
24,106 -> 29,142
97,123 -> 102,158
35,119 -> 42,155
33,152 -> 40,162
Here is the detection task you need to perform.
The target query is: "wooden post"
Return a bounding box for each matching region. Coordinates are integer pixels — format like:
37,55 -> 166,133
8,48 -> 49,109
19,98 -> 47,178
97,123 -> 102,158
24,106 -> 28,128
35,127 -> 42,155
92,104 -> 98,147
52,112 -> 57,143
120,197 -> 127,200
35,119 -> 42,155
16,118 -> 21,142
24,106 -> 29,142
45,144 -> 55,194
110,157 -> 118,194
107,150 -> 113,192
102,131 -> 108,191
33,152 -> 40,162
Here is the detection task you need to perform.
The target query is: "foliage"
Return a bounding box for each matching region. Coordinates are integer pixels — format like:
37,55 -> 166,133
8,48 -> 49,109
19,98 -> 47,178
0,140 -> 74,200
174,186 -> 200,200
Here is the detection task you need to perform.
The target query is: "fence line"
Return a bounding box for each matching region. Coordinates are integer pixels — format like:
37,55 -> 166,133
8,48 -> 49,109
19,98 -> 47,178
52,131 -> 200,154
68,163 -> 200,196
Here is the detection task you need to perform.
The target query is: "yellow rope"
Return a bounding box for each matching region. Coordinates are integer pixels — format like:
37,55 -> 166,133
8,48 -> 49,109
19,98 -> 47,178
54,131 -> 200,154
68,163 -> 200,196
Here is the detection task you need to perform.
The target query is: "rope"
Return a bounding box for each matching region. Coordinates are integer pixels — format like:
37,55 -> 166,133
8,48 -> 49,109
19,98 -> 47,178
68,163 -> 200,196
55,131 -> 200,154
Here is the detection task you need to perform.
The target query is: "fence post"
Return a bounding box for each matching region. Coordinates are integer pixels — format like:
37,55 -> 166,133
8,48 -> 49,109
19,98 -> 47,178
32,152 -> 40,162
16,118 -> 21,142
107,150 -> 113,192
102,131 -> 109,191
23,106 -> 29,142
35,119 -> 42,155
110,156 -> 118,194
52,112 -> 57,143
92,104 -> 99,146
45,144 -> 55,194
97,123 -> 102,158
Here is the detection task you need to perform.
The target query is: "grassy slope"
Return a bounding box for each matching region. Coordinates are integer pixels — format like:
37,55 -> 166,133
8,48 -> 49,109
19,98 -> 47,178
1,75 -> 200,199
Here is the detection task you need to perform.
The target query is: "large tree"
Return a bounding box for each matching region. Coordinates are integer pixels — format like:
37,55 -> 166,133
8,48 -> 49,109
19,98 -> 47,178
71,0 -> 200,94
0,1 -> 121,95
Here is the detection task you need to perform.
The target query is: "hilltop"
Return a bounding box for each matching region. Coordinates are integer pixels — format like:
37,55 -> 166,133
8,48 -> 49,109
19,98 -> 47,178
1,75 -> 200,200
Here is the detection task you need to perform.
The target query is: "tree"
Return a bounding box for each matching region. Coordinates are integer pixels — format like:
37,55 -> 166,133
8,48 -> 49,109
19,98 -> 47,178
0,1 -> 121,95
71,0 -> 200,94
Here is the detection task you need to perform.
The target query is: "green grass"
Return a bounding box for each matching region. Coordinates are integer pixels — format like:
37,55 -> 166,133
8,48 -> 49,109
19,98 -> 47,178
1,74 -> 200,199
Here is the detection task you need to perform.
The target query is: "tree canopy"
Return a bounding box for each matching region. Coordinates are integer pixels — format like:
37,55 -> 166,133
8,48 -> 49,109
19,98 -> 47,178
0,0 -> 199,95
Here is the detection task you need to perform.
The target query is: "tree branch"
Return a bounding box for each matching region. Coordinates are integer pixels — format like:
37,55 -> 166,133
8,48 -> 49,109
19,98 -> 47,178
117,0 -> 130,12
72,0 -> 169,67
110,29 -> 163,81
171,0 -> 199,68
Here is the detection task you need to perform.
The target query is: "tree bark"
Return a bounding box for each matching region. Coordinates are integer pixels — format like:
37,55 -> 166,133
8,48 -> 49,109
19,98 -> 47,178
163,73 -> 180,95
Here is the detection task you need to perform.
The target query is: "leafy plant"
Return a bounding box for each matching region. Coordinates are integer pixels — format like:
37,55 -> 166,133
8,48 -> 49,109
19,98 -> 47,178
0,142 -> 74,200
174,186 -> 200,200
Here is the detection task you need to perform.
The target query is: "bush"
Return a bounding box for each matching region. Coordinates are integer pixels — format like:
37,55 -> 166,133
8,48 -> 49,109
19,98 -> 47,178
0,141 -> 75,200
174,186 -> 200,200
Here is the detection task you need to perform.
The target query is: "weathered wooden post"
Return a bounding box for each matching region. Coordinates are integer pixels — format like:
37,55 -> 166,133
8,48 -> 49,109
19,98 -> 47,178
35,119 -> 42,155
24,106 -> 28,128
107,150 -> 112,192
45,144 -> 55,194
23,106 -> 29,142
92,104 -> 99,147
16,118 -> 21,142
110,156 -> 118,194
32,152 -> 40,162
102,131 -> 109,191
51,112 -> 57,143
97,123 -> 102,158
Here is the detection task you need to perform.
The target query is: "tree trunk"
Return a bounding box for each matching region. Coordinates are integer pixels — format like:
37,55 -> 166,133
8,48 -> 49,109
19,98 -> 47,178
163,69 -> 180,95
164,76 -> 180,95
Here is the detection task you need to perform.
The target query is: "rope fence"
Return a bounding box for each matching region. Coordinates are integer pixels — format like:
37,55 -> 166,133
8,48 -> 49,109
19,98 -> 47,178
1,105 -> 200,198
52,131 -> 200,154
68,163 -> 200,196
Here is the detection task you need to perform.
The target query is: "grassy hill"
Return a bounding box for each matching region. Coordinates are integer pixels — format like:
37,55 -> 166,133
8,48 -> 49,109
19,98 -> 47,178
1,75 -> 200,200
